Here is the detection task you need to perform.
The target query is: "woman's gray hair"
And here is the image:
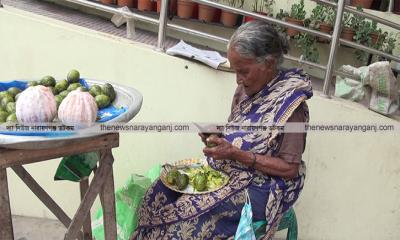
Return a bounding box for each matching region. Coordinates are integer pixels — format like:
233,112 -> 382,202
228,21 -> 289,64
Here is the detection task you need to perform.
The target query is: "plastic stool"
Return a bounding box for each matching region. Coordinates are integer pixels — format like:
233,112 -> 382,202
253,207 -> 298,240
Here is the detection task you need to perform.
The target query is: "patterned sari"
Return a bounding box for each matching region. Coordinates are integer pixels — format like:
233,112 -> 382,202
132,68 -> 313,240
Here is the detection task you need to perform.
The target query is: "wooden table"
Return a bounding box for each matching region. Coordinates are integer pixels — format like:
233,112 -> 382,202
0,133 -> 119,240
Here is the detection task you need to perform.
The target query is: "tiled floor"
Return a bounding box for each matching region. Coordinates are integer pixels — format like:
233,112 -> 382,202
12,215 -> 66,240
12,215 -> 289,240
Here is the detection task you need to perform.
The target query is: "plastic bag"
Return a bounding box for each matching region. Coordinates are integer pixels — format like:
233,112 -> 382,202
334,76 -> 366,102
92,165 -> 161,240
235,190 -> 256,240
54,152 -> 99,182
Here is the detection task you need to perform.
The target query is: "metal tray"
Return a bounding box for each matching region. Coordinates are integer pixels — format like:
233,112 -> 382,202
160,158 -> 229,194
0,79 -> 143,149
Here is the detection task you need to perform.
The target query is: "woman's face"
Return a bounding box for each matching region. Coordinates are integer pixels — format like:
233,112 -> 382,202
227,47 -> 276,96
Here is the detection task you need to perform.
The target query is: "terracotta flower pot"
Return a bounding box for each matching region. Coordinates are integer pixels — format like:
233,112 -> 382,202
351,0 -> 374,9
101,0 -> 115,4
138,0 -> 152,11
370,32 -> 380,45
177,0 -> 195,19
341,27 -> 355,41
318,22 -> 332,43
118,0 -> 134,7
198,4 -> 217,23
286,17 -> 303,37
394,0 -> 400,14
244,12 -> 268,23
157,0 -> 161,13
220,10 -> 239,27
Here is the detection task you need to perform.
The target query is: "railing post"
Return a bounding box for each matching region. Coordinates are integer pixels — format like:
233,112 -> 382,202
322,0 -> 346,97
388,0 -> 394,12
157,0 -> 169,51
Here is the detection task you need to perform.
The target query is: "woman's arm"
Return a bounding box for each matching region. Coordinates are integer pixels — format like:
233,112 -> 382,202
203,137 -> 299,179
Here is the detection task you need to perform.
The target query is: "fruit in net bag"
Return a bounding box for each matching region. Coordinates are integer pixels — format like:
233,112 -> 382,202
58,88 -> 98,128
16,85 -> 57,123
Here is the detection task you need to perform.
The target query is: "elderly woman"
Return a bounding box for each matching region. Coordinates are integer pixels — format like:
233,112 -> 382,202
132,21 -> 312,240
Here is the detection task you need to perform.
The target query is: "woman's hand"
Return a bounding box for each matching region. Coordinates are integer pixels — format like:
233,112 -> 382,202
202,135 -> 236,160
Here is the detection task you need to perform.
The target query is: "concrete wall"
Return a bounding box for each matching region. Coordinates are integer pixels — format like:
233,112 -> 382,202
1,6 -> 400,240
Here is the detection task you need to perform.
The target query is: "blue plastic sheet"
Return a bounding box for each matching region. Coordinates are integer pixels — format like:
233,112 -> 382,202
0,79 -> 126,137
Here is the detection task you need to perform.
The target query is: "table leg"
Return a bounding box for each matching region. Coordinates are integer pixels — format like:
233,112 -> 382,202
80,179 -> 92,240
0,168 -> 14,240
99,150 -> 117,240
64,150 -> 113,240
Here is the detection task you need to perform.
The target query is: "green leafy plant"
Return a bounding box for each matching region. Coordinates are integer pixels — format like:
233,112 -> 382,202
289,0 -> 306,20
372,32 -> 398,62
309,4 -> 335,27
354,20 -> 383,63
252,0 -> 275,14
275,9 -> 289,34
223,0 -> 244,8
295,33 -> 319,63
342,12 -> 354,28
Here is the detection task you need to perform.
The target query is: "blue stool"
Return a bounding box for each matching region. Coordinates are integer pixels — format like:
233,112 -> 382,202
253,207 -> 298,240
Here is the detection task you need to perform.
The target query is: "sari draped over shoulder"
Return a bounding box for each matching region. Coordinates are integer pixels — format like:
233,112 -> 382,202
132,69 -> 313,240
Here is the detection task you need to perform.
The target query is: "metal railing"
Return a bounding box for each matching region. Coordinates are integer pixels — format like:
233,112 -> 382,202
2,0 -> 400,96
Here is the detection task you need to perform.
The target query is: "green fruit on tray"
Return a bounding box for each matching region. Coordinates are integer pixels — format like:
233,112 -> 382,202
0,91 -> 12,100
67,83 -> 82,91
55,95 -> 64,109
6,113 -> 17,122
27,81 -> 38,87
54,79 -> 69,93
176,174 -> 189,190
59,90 -> 70,98
78,86 -> 88,92
1,96 -> 14,108
193,173 -> 207,192
0,111 -> 8,123
89,85 -> 103,97
166,169 -> 181,185
49,86 -> 57,95
67,69 -> 80,84
40,75 -> 56,87
7,87 -> 21,98
6,102 -> 16,113
95,94 -> 110,109
101,83 -> 116,102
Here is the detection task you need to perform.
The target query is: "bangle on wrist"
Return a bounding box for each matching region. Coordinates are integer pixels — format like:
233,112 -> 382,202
250,152 -> 257,169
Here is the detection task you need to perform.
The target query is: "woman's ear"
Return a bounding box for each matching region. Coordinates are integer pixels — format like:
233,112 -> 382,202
262,57 -> 277,73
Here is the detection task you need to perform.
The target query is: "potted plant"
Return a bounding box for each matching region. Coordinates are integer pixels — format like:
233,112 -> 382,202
351,0 -> 374,9
275,9 -> 289,34
198,0 -> 219,23
370,32 -> 397,62
244,0 -> 275,22
286,0 -> 306,37
395,0 -> 400,14
354,19 -> 380,63
101,0 -> 115,4
157,0 -> 177,14
341,12 -> 355,41
118,0 -> 135,7
220,0 -> 244,27
369,21 -> 382,45
177,0 -> 196,19
138,0 -> 153,11
309,4 -> 335,43
295,32 -> 319,63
